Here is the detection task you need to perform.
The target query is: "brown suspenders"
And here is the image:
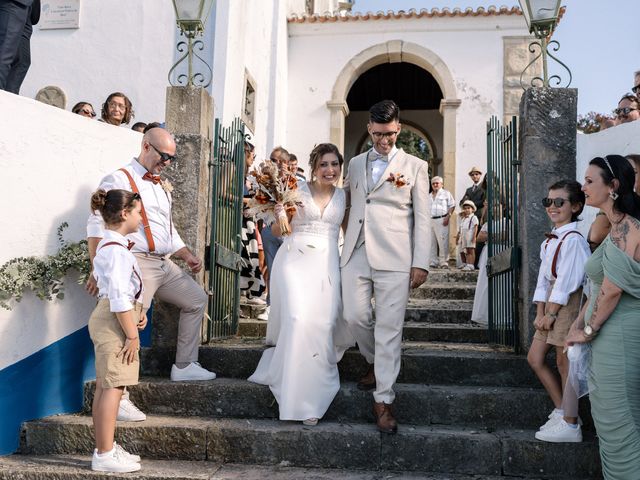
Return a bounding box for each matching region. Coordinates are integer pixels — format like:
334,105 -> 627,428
544,230 -> 582,279
118,168 -> 156,252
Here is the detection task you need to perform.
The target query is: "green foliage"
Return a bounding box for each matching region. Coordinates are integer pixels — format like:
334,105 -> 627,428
0,223 -> 90,310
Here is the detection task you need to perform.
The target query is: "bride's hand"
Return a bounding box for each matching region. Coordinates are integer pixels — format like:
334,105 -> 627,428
274,203 -> 287,219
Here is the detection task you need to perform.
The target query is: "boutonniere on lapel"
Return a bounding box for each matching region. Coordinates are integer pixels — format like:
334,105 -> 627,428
160,179 -> 174,193
386,173 -> 410,188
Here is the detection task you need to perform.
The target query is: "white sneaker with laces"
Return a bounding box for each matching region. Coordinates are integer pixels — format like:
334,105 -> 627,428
117,394 -> 146,422
538,408 -> 563,431
114,442 -> 141,463
535,419 -> 582,443
257,306 -> 270,321
91,447 -> 141,473
171,362 -> 216,381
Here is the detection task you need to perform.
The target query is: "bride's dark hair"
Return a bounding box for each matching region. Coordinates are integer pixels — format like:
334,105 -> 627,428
308,143 -> 343,177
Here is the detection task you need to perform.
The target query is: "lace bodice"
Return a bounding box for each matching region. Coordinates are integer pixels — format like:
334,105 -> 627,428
291,183 -> 345,240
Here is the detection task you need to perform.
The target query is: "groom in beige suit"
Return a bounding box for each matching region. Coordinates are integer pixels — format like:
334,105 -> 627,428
341,100 -> 430,434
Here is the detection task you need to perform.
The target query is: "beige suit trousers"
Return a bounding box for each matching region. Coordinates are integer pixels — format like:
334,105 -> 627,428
341,244 -> 410,404
135,254 -> 207,364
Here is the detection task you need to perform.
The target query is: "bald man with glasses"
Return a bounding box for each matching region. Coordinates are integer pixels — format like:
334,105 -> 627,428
86,128 -> 215,421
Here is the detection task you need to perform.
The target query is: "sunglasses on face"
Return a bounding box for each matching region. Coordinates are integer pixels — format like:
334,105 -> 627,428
82,109 -> 96,117
149,143 -> 176,163
632,84 -> 640,94
614,106 -> 638,116
542,197 -> 567,208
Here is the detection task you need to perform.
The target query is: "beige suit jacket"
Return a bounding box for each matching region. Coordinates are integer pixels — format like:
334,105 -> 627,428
341,148 -> 431,272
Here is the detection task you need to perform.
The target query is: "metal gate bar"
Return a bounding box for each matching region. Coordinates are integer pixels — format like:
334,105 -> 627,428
486,115 -> 520,352
206,117 -> 245,339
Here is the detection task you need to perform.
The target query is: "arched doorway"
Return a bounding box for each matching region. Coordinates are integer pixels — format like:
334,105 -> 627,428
345,62 -> 442,176
327,40 -> 460,194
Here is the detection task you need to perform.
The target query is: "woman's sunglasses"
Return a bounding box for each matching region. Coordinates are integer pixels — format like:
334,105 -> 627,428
542,197 -> 567,208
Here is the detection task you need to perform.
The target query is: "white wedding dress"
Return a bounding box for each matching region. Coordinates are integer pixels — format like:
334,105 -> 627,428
248,183 -> 352,421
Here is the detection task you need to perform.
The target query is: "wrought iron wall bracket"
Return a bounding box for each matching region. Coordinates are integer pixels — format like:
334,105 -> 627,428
520,37 -> 572,90
168,34 -> 212,88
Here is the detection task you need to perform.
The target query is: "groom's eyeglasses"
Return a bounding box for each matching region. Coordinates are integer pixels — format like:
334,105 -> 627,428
371,131 -> 399,140
542,197 -> 567,208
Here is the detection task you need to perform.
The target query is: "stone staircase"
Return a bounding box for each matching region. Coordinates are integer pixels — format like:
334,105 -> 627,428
1,268 -> 602,479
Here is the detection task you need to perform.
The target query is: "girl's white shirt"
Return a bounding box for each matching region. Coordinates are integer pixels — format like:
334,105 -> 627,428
533,221 -> 591,305
93,230 -> 144,312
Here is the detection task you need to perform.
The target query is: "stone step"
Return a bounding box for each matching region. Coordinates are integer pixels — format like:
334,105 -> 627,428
426,270 -> 478,283
82,378 -> 564,430
239,300 -> 477,337
403,323 -> 487,343
411,283 -> 476,300
20,416 -> 601,478
238,319 -> 483,340
142,342 -> 540,387
0,454 -> 577,480
405,299 -> 473,324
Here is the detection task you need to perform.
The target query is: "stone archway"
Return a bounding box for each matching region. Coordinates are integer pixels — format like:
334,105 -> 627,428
327,40 -> 461,192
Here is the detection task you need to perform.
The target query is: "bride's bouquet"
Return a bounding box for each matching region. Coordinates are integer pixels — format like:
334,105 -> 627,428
245,160 -> 301,236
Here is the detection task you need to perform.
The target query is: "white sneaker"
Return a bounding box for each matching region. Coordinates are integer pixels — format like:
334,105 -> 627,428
91,447 -> 141,473
117,395 -> 146,422
535,419 -> 582,443
257,306 -> 270,321
538,408 -> 563,431
246,296 -> 267,305
171,362 -> 216,381
462,264 -> 474,271
114,442 -> 141,463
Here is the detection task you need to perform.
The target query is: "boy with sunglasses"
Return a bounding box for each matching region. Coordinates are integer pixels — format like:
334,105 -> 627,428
527,180 -> 591,443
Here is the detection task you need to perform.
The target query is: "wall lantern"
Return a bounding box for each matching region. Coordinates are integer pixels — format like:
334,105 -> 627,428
168,0 -> 215,88
518,0 -> 571,89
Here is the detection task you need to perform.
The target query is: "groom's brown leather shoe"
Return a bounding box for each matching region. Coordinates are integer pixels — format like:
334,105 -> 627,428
373,401 -> 398,434
357,364 -> 375,391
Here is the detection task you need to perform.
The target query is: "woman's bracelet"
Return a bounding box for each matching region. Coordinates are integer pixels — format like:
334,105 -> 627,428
126,336 -> 139,341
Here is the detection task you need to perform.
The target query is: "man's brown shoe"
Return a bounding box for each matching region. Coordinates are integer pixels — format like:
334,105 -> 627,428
357,364 -> 375,391
373,401 -> 398,434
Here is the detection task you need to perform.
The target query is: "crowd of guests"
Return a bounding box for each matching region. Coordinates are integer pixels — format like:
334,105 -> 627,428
428,166 -> 485,270
598,70 -> 640,130
70,91 -> 162,133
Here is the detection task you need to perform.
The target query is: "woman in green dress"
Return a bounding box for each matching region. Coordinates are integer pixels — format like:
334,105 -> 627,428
566,155 -> 640,479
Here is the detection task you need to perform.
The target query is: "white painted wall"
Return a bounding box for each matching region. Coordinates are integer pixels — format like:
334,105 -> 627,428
0,91 -> 141,370
21,0 -> 177,126
575,121 -> 640,237
286,14 -> 529,200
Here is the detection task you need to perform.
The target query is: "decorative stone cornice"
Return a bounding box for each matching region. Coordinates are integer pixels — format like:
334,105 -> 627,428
439,99 -> 462,114
326,100 -> 349,116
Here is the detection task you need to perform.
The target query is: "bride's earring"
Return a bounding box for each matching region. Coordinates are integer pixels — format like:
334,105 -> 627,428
609,190 -> 619,201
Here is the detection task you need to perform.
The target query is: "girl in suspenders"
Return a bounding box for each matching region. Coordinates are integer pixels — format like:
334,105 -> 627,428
88,189 -> 145,473
527,180 -> 591,443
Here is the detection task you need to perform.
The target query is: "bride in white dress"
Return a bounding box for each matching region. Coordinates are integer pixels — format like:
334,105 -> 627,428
248,143 -> 351,425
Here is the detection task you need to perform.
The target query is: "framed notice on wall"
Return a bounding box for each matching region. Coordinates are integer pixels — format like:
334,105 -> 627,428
40,0 -> 81,30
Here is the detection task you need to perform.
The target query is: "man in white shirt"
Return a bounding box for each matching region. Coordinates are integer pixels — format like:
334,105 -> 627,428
429,176 -> 455,268
86,128 -> 215,419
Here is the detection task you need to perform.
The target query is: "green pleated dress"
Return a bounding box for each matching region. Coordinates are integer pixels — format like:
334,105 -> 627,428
585,236 -> 640,479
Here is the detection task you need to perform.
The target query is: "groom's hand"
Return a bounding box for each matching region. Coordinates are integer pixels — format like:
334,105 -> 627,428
410,267 -> 428,289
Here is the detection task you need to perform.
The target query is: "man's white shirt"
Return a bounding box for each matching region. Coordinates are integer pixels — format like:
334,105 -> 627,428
87,159 -> 186,255
430,189 -> 455,217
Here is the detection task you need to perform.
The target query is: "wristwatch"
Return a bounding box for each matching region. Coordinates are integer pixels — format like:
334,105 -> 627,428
548,312 -> 558,321
584,324 -> 598,339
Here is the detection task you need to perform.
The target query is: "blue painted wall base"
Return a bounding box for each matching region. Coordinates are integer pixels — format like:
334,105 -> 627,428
0,326 -> 95,455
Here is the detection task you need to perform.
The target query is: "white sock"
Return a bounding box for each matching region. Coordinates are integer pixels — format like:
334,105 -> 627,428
553,408 -> 564,415
565,421 -> 578,429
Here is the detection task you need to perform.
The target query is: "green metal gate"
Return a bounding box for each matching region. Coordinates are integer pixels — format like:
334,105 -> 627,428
206,118 -> 245,339
486,115 -> 520,352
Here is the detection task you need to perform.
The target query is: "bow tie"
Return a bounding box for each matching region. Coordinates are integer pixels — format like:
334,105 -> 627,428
142,172 -> 161,184
544,232 -> 558,240
127,240 -> 135,250
372,152 -> 388,162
